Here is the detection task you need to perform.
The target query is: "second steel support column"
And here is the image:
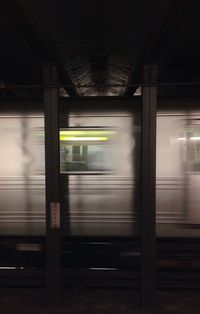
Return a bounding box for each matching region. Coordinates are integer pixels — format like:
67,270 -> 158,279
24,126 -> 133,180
141,64 -> 157,307
43,64 -> 60,306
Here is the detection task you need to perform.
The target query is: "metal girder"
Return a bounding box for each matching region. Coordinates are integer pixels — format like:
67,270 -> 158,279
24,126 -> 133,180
44,64 -> 60,306
0,0 -> 78,97
141,64 -> 157,308
124,0 -> 176,96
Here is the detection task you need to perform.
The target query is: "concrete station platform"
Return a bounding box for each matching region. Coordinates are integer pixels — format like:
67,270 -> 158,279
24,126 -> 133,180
0,289 -> 200,314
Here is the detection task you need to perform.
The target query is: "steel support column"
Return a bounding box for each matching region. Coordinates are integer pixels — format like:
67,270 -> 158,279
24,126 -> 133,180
141,64 -> 157,307
43,64 -> 60,306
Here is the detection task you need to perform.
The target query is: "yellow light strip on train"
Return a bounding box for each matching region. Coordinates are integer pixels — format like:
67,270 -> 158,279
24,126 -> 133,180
60,136 -> 108,141
60,130 -> 115,136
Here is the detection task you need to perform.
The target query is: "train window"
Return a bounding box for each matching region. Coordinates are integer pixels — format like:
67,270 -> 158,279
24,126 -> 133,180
178,124 -> 200,172
186,126 -> 200,172
59,128 -> 117,173
58,109 -> 140,237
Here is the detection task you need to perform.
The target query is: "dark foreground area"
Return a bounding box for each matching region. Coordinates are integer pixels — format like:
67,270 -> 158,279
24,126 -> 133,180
0,289 -> 200,314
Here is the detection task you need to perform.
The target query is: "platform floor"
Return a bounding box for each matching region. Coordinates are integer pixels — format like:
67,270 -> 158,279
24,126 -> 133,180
0,289 -> 200,314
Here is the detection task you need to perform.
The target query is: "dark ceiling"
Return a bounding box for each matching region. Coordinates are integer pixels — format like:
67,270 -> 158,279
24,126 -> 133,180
0,0 -> 200,97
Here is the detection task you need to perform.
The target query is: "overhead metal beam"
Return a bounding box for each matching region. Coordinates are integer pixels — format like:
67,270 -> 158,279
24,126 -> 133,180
0,0 -> 79,97
155,0 -> 200,96
124,0 -> 181,96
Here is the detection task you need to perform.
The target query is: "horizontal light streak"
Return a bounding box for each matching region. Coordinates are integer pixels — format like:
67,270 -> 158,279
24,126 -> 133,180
60,130 -> 115,136
89,267 -> 118,271
0,266 -> 18,270
191,137 -> 200,140
60,136 -> 108,141
177,137 -> 186,141
178,137 -> 200,141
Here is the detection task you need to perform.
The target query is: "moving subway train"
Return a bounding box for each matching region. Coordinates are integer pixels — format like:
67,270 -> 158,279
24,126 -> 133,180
0,101 -> 200,238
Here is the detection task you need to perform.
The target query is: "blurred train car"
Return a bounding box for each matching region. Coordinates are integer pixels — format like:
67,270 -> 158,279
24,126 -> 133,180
0,108 -> 45,236
0,101 -> 200,239
157,107 -> 200,237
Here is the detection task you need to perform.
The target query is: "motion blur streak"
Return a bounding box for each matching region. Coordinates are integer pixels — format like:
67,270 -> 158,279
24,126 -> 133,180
0,108 -> 200,237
